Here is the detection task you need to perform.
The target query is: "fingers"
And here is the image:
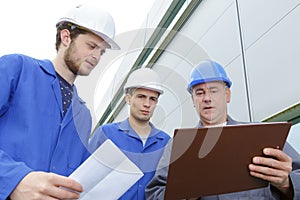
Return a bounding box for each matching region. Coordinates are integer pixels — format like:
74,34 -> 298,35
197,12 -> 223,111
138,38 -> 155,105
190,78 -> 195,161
263,148 -> 292,163
45,186 -> 81,200
49,173 -> 83,193
248,148 -> 292,190
251,148 -> 292,172
248,165 -> 282,183
10,172 -> 82,200
249,162 -> 283,178
44,173 -> 82,199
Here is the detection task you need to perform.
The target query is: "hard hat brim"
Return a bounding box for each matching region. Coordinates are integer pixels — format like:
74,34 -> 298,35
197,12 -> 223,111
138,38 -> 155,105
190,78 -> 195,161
125,86 -> 164,95
57,18 -> 120,50
92,30 -> 120,50
187,78 -> 232,93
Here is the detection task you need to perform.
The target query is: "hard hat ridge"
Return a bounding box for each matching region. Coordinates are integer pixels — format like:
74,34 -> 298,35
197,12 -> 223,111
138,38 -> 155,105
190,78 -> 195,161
57,4 -> 120,50
124,68 -> 164,95
187,60 -> 232,93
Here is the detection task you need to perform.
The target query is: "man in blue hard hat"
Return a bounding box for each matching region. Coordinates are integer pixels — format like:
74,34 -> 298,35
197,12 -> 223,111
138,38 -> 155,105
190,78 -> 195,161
186,60 -> 233,127
145,60 -> 300,199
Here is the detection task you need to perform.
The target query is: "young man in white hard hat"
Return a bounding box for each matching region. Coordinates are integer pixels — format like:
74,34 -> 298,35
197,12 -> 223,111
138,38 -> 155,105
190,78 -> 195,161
0,4 -> 119,200
146,60 -> 300,199
89,68 -> 171,200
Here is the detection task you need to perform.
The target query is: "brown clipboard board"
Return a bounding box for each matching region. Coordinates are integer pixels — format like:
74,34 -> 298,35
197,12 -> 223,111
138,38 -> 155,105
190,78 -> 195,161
164,122 -> 292,199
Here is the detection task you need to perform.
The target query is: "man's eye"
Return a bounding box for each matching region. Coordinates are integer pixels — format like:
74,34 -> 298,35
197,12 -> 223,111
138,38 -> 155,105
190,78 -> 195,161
196,91 -> 204,96
88,44 -> 96,49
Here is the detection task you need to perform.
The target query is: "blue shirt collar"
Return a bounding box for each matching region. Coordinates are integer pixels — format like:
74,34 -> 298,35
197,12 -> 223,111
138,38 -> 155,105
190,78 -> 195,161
37,59 -> 56,77
118,118 -> 164,139
36,59 -> 85,104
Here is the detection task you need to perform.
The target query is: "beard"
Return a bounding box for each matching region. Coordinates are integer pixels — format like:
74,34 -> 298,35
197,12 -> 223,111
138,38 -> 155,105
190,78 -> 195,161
64,42 -> 80,75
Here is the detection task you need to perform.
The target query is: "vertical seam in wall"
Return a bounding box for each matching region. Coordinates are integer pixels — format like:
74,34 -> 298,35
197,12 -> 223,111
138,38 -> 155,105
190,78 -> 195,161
235,0 -> 253,122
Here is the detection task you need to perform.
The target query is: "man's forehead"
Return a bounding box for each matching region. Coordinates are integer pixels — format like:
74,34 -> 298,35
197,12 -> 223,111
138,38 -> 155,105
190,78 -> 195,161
193,81 -> 225,89
132,88 -> 159,96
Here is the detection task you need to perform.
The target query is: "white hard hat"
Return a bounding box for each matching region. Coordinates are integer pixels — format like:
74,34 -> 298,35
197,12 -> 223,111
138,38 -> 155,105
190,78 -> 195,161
124,68 -> 164,95
57,4 -> 120,50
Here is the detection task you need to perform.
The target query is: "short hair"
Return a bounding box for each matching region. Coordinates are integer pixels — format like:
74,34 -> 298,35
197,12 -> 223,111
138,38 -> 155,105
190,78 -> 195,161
55,22 -> 89,52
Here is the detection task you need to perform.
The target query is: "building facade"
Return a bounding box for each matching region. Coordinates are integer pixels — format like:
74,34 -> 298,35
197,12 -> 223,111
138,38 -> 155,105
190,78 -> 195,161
77,0 -> 300,153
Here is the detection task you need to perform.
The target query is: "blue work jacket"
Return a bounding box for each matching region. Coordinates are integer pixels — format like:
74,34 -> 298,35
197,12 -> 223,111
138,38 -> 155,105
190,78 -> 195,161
0,54 -> 91,199
89,118 -> 171,200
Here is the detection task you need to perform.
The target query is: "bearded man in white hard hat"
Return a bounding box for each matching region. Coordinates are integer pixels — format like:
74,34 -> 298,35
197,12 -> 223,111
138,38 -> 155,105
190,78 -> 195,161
89,68 -> 171,200
0,4 -> 119,200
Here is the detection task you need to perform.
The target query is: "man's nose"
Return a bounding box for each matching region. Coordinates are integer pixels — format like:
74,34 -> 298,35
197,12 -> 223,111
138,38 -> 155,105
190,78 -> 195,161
203,91 -> 212,101
143,99 -> 151,107
91,48 -> 102,60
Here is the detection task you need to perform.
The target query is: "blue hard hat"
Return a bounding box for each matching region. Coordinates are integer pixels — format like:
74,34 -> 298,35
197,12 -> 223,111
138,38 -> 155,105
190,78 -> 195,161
187,60 -> 232,93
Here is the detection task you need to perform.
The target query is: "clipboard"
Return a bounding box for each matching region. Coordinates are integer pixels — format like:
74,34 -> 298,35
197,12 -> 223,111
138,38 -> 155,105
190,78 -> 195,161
164,122 -> 292,199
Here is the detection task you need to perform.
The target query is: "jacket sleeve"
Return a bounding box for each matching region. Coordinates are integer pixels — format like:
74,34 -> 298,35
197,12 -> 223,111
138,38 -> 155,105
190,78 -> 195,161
0,54 -> 21,116
0,152 -> 33,199
270,142 -> 300,199
284,142 -> 300,200
145,140 -> 172,200
0,54 -> 33,199
88,126 -> 109,153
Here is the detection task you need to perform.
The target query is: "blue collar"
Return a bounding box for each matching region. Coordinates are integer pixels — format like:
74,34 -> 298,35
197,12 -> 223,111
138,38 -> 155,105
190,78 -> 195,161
118,118 -> 164,139
36,59 -> 85,104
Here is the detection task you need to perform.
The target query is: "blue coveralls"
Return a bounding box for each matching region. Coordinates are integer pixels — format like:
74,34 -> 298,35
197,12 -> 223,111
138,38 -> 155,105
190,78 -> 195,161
0,54 -> 91,199
89,118 -> 171,200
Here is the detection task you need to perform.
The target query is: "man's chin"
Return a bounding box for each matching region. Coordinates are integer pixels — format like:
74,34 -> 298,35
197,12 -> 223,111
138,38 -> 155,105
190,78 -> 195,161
139,116 -> 151,122
201,115 -> 215,123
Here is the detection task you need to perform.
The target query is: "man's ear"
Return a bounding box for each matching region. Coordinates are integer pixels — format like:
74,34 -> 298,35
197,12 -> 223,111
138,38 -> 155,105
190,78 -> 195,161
226,88 -> 231,103
125,94 -> 131,105
191,94 -> 196,107
60,29 -> 71,47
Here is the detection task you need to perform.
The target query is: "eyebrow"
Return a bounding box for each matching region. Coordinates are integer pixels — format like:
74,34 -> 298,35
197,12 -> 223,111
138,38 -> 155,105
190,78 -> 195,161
136,93 -> 158,98
194,86 -> 219,91
88,40 -> 108,49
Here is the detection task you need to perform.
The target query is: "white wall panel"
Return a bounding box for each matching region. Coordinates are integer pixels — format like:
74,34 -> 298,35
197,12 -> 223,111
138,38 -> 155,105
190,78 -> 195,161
237,0 -> 300,48
241,4 -> 300,120
199,4 -> 242,65
179,0 -> 241,65
180,0 -> 234,42
227,58 -> 250,122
